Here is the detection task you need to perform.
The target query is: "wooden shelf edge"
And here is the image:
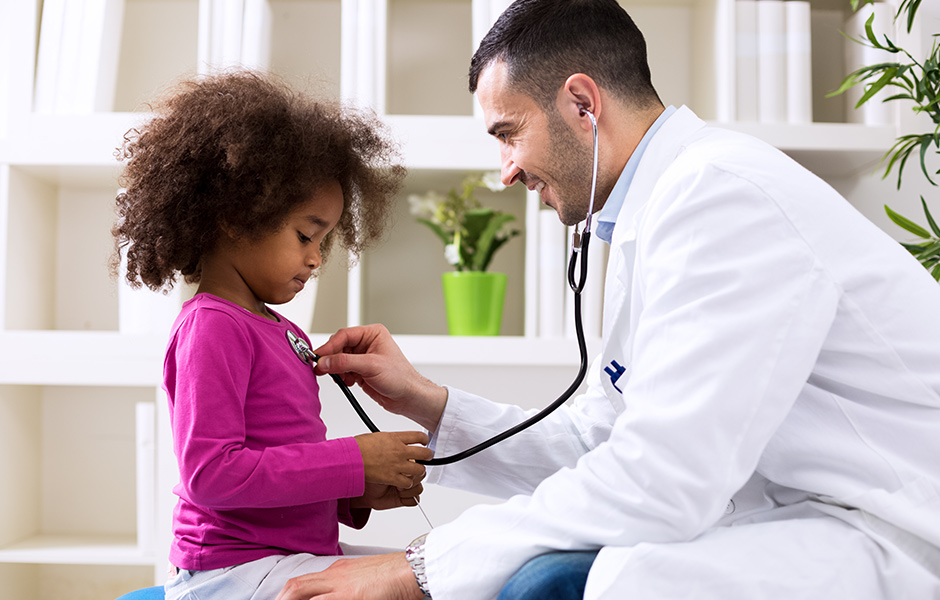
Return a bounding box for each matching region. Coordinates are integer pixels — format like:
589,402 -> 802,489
0,331 -> 601,384
0,534 -> 154,566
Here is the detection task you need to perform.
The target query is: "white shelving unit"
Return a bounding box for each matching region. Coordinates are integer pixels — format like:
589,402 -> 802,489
0,0 -> 919,597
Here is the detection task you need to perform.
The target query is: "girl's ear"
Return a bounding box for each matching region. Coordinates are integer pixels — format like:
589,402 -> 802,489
219,221 -> 239,240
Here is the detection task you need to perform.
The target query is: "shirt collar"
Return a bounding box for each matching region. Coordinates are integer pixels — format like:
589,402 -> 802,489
594,105 -> 677,244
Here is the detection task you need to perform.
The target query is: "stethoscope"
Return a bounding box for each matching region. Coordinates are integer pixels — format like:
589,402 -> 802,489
311,106 -> 599,467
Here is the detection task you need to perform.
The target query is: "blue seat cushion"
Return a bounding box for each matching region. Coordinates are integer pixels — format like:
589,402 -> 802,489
115,586 -> 165,600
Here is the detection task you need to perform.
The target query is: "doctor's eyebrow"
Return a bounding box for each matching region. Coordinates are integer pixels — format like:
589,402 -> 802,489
487,120 -> 512,137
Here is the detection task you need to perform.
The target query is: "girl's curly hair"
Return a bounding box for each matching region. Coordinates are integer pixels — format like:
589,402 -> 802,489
112,69 -> 405,291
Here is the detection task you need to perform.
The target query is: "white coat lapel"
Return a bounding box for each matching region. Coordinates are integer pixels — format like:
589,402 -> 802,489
599,106 -> 708,411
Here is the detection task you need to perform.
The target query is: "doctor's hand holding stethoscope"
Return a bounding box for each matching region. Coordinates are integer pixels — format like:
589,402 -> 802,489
311,323 -> 451,436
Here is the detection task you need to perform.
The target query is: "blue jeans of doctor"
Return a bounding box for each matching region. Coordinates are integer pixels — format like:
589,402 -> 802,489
497,550 -> 600,600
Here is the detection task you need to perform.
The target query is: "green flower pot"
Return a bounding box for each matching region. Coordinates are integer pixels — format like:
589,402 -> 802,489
441,271 -> 507,336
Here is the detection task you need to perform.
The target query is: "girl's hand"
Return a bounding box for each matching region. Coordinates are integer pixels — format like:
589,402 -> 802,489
354,431 -> 433,488
313,324 -> 448,431
351,478 -> 425,511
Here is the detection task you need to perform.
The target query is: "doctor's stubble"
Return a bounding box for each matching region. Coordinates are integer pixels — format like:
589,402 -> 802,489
543,106 -> 611,227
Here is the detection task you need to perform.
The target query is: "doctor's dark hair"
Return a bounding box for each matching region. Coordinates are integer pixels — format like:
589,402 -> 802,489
468,0 -> 661,110
111,69 -> 405,292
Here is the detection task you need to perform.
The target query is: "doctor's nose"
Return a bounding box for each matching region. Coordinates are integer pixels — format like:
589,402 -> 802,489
500,148 -> 523,188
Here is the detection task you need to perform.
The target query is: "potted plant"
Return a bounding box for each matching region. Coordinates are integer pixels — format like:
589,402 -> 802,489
830,0 -> 940,279
409,172 -> 520,335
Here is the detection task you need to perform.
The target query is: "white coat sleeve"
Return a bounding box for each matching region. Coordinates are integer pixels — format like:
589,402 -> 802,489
424,163 -> 841,600
426,353 -> 618,499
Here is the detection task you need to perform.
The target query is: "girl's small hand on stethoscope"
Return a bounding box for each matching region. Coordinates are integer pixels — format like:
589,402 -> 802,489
351,477 -> 425,511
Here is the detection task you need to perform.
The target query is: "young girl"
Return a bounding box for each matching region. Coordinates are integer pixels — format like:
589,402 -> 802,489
111,70 -> 432,599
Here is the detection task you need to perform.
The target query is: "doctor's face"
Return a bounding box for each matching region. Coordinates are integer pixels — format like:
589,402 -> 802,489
476,62 -> 595,226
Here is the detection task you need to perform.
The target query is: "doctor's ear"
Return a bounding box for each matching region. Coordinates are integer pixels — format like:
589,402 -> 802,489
559,73 -> 601,131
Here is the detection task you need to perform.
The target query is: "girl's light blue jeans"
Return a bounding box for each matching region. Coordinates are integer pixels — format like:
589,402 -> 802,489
164,543 -> 396,600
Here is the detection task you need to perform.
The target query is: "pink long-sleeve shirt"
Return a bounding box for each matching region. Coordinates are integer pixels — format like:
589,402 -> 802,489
163,293 -> 367,571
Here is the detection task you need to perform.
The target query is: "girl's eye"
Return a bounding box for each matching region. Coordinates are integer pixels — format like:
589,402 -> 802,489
298,232 -> 313,244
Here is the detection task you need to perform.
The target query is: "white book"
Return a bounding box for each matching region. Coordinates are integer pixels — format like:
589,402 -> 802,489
94,0 -> 126,112
786,1 -> 813,124
200,0 -> 246,71
341,0 -> 386,110
34,0 -> 66,113
52,0 -> 86,113
242,0 -> 272,70
843,2 -> 894,125
757,0 -> 787,123
76,0 -> 125,112
219,0 -> 246,67
37,0 -> 125,113
136,402 -> 156,553
735,0 -> 759,122
539,210 -> 566,338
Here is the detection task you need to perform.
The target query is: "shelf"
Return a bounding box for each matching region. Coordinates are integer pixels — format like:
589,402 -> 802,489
395,334 -> 603,367
0,112 -> 896,179
717,121 -> 897,177
0,112 -> 145,166
0,330 -> 599,385
1,166 -> 123,331
0,534 -> 152,566
0,332 -> 165,385
382,115 -> 500,169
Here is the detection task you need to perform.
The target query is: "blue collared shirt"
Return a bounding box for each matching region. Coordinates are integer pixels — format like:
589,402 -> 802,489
594,105 -> 677,244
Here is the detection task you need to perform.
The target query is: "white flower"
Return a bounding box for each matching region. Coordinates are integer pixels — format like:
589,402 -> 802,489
481,171 -> 506,192
444,244 -> 461,265
408,192 -> 443,218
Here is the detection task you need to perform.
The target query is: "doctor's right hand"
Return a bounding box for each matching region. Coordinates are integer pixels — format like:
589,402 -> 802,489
314,324 -> 448,431
354,431 -> 432,488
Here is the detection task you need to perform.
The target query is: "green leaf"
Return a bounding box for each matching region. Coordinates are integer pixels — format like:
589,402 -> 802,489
914,239 -> 940,260
918,136 -> 939,185
922,196 -> 940,237
827,71 -> 864,98
901,241 -> 929,254
416,218 -> 451,246
858,67 -> 900,107
472,212 -> 517,271
899,0 -> 922,34
885,204 -> 933,238
930,261 -> 940,281
864,12 -> 879,46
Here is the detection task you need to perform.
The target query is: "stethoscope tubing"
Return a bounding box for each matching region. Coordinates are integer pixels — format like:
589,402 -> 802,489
322,108 -> 599,466
321,264 -> 590,466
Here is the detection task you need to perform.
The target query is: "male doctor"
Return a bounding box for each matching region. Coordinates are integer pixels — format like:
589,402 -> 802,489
276,0 -> 940,598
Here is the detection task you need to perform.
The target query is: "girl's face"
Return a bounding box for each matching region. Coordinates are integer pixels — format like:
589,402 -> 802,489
210,179 -> 344,318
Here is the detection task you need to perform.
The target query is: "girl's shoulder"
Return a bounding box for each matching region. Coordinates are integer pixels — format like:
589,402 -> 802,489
171,293 -> 265,342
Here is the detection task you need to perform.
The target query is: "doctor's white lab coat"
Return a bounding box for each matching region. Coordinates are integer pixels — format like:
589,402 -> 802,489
423,107 -> 940,599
